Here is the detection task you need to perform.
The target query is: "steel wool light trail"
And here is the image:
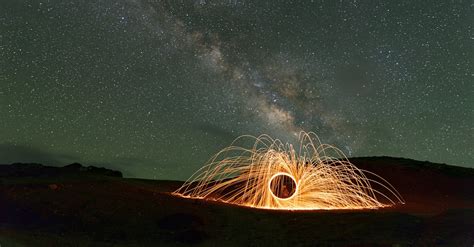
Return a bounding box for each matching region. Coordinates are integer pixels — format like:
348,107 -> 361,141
173,132 -> 404,210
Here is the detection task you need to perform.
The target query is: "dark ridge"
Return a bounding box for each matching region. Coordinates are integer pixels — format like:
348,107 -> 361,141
349,156 -> 474,177
0,162 -> 122,178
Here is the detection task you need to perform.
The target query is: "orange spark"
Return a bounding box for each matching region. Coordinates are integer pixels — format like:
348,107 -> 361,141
173,132 -> 404,210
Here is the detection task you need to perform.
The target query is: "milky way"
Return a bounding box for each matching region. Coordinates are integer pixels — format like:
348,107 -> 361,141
0,1 -> 472,179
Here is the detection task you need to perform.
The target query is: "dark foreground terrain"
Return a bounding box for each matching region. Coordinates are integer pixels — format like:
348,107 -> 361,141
1,157 -> 473,246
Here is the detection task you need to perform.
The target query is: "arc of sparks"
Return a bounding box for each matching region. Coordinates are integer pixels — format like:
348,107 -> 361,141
173,131 -> 404,210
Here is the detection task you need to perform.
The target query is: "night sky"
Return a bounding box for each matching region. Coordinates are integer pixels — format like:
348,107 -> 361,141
1,1 -> 472,179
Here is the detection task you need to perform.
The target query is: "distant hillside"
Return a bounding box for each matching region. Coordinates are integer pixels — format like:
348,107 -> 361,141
0,162 -> 122,178
350,156 -> 474,177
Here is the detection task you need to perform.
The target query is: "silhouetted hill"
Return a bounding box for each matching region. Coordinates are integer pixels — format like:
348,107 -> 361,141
350,156 -> 474,177
0,162 -> 122,178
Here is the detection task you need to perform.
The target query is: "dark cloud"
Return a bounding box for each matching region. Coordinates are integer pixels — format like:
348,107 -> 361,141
193,123 -> 239,142
0,143 -> 78,166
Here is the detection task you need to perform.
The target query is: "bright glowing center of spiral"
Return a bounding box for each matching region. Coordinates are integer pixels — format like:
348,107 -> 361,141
268,172 -> 297,200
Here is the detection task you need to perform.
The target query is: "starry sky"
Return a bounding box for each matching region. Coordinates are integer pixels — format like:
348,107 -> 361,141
1,0 -> 472,179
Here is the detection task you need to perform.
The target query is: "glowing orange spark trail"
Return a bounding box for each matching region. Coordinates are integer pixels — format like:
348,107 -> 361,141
173,132 -> 404,210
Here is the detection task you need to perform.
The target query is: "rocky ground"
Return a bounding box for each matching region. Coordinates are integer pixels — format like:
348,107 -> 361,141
0,157 -> 473,246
